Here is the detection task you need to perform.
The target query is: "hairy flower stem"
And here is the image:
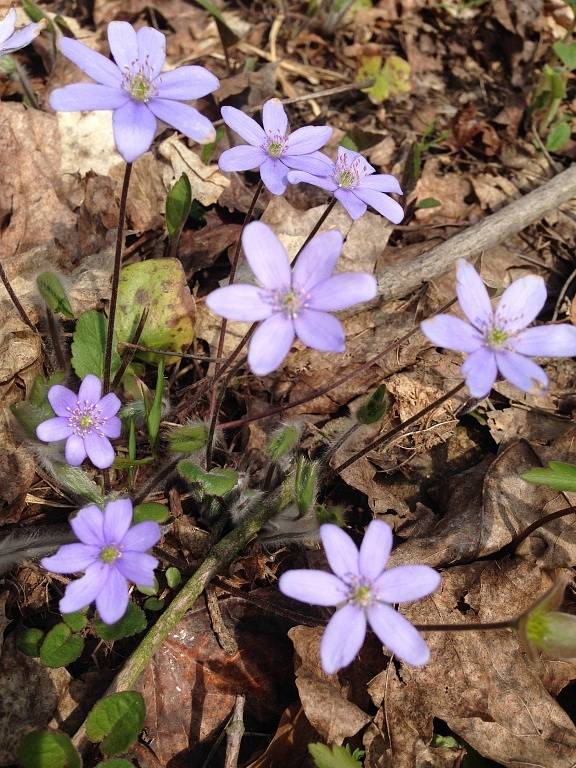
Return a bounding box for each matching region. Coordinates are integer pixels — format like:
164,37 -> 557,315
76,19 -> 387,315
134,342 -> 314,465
205,356 -> 249,469
133,455 -> 181,505
290,199 -> 337,267
414,619 -> 517,632
103,161 -> 133,395
502,505 -> 576,555
333,381 -> 466,474
0,257 -> 50,359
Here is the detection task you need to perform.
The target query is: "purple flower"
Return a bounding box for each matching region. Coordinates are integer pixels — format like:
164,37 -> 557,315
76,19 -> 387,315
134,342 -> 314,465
41,498 -> 160,624
287,146 -> 404,223
0,8 -> 41,56
218,98 -> 333,195
420,260 -> 576,399
205,221 -> 377,375
36,374 -> 121,470
49,21 -> 219,163
280,521 -> 440,673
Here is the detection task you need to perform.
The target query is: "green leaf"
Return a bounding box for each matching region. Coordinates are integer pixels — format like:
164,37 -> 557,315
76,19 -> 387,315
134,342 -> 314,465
17,627 -> 45,657
192,0 -> 239,48
36,273 -> 74,318
416,197 -> 441,209
85,691 -> 145,757
553,41 -> 576,70
49,463 -> 104,504
308,742 -> 363,768
11,372 -> 66,439
62,611 -> 87,632
71,310 -> 120,380
93,603 -> 147,641
358,54 -> 411,104
266,424 -> 301,462
143,597 -> 165,611
96,761 -> 134,768
166,173 -> 192,239
546,121 -> 571,152
167,423 -> 208,454
22,1 -> 55,31
294,458 -> 318,515
40,624 -> 84,668
340,135 -> 359,151
137,577 -> 159,597
177,460 -> 238,496
356,385 -> 390,424
133,502 -> 170,524
17,730 -> 81,768
146,357 -> 165,449
116,259 -> 195,364
201,126 -> 224,164
165,567 -> 182,589
523,461 -> 576,492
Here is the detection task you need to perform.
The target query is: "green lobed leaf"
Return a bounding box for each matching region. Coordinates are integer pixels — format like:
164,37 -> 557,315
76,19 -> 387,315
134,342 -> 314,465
62,611 -> 87,632
11,372 -> 65,439
546,121 -> 571,152
146,357 -> 165,449
143,597 -> 165,611
177,460 -> 238,496
85,691 -> 145,757
522,461 -> 576,492
40,624 -> 84,668
308,742 -> 363,768
295,457 -> 318,515
356,385 -> 390,425
95,761 -> 135,768
133,502 -> 170,524
167,423 -> 208,454
137,577 -> 159,597
71,310 -> 120,380
17,627 -> 45,657
36,273 -> 74,318
416,197 -> 442,209
93,603 -> 147,642
358,54 -> 411,104
49,463 -> 104,504
553,41 -> 576,70
166,173 -> 192,239
201,126 -> 224,164
165,567 -> 182,589
266,424 -> 301,462
17,730 -> 81,768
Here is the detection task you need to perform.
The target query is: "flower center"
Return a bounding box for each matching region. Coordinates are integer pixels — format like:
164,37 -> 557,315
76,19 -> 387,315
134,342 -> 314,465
263,132 -> 288,158
281,290 -> 302,317
67,401 -> 104,438
353,584 -> 373,607
100,546 -> 120,564
333,155 -> 366,190
336,170 -> 356,188
486,327 -> 509,348
122,62 -> 156,103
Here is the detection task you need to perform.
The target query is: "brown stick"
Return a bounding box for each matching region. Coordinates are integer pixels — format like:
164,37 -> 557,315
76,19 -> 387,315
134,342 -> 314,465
224,695 -> 246,768
377,164 -> 576,301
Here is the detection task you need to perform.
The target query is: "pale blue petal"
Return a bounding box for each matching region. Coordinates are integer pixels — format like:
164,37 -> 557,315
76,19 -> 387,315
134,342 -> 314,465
247,314 -> 295,375
294,310 -> 345,352
320,604 -> 366,674
337,146 -> 375,175
456,260 -> 493,331
461,347 -> 497,398
98,392 -> 121,418
95,567 -> 129,624
103,499 -> 133,545
242,221 -> 291,290
48,385 -> 77,417
206,285 -> 273,321
308,273 -> 377,311
41,543 -> 100,574
107,21 -> 138,71
262,98 -> 288,135
282,151 -> 334,175
420,314 -> 484,353
0,8 -> 16,45
221,105 -> 265,146
287,168 -> 337,191
78,374 -> 102,404
155,65 -> 219,100
513,324 -> 576,357
120,521 -> 161,551
218,145 -> 266,172
36,417 -> 73,442
374,565 -> 441,602
360,174 -> 403,194
148,98 -> 215,143
102,416 -> 121,439
65,435 -> 87,466
368,603 -> 430,666
58,36 -> 122,88
353,187 -> 404,224
70,505 -> 105,547
137,26 -> 165,78
292,230 -> 343,293
358,520 -> 393,581
319,524 -> 360,580
495,350 -> 548,393
113,100 -> 156,162
495,275 -> 547,333
1,23 -> 41,54
286,125 -> 332,155
50,83 -> 128,112
334,188 -> 367,220
279,569 -> 348,606
59,562 -> 108,614
85,433 -> 115,469
260,157 -> 288,195
116,552 -> 158,586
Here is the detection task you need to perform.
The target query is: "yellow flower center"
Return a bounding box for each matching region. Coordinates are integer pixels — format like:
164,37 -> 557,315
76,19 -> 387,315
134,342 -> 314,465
100,546 -> 120,564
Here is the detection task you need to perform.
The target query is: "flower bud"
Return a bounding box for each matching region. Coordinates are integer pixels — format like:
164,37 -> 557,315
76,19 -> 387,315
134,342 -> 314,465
294,457 -> 318,517
518,578 -> 576,659
266,423 -> 301,463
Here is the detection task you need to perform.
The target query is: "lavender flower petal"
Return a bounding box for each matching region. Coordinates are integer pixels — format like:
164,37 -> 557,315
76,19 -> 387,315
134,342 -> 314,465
155,65 -> 219,100
358,519 -> 393,581
102,416 -> 122,439
120,521 -> 161,552
70,505 -> 105,547
495,350 -> 548,393
334,189 -> 367,220
59,562 -> 108,614
456,260 -> 493,330
513,325 -> 576,357
96,567 -> 129,624
148,98 -> 215,143
65,434 -> 87,466
292,230 -> 343,293
286,126 -> 333,155
320,524 -> 360,580
320,604 -> 367,674
368,603 -> 430,666
41,543 -> 100,574
218,145 -> 267,172
136,26 -> 166,78
262,98 -> 288,135
461,347 -> 498,398
495,275 -> 547,333
78,373 -> 102,404
247,314 -> 295,375
2,23 -> 41,53
279,569 -> 348,606
354,187 -> 403,224
260,157 -> 288,194
338,145 -> 375,175
281,152 -> 334,175
50,83 -> 128,111
98,392 -> 121,418
103,499 -> 134,544
361,174 -> 403,194
113,100 -> 157,162
221,105 -> 266,146
48,385 -> 78,417
37,417 -> 74,442
308,273 -> 377,312
294,309 -> 345,352
58,36 -> 122,88
420,314 -> 484,353
85,433 -> 115,469
0,8 -> 16,44
242,222 -> 291,290
116,551 -> 158,586
286,169 -> 337,192
205,285 -> 273,322
374,565 -> 441,602
107,20 -> 138,70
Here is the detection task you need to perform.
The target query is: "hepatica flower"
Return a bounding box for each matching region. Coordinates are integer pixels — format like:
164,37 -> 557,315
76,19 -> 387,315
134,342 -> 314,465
420,260 -> 576,398
0,8 -> 42,56
41,499 -> 160,624
36,374 -> 121,470
287,146 -> 404,223
205,221 -> 377,375
219,98 -> 333,194
280,521 -> 441,673
50,21 -> 219,162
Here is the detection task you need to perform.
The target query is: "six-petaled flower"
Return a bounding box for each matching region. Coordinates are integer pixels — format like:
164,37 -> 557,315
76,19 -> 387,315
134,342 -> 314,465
49,20 -> 219,162
41,499 -> 160,624
0,8 -> 42,57
36,374 -> 121,470
279,521 -> 441,673
205,221 -> 377,375
287,146 -> 404,223
218,98 -> 333,194
420,260 -> 576,398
